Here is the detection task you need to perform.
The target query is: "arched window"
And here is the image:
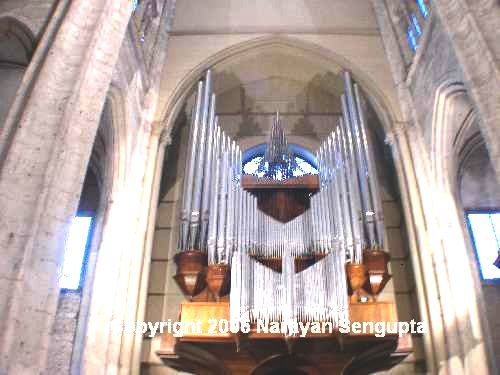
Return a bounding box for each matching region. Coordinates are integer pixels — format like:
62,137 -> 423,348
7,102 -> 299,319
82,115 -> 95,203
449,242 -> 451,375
242,144 -> 318,180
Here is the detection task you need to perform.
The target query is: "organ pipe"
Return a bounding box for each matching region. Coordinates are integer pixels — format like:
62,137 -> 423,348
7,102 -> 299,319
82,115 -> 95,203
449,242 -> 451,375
353,83 -> 385,248
179,81 -> 204,252
189,70 -> 213,250
200,93 -> 217,251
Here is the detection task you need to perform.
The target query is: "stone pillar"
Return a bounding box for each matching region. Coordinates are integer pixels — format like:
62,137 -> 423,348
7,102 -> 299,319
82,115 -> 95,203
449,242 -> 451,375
395,123 -> 491,374
432,0 -> 500,181
131,131 -> 172,375
385,124 -> 443,375
78,124 -> 164,375
372,2 -> 496,373
0,1 -> 131,374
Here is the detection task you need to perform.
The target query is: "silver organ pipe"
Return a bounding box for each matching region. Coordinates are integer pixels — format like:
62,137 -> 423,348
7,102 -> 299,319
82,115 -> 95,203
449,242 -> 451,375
342,71 -> 375,250
177,69 -> 386,326
333,127 -> 354,262
207,125 -> 221,265
189,70 -> 213,250
225,142 -> 236,261
200,93 -> 217,251
353,83 -> 385,249
339,107 -> 364,264
179,81 -> 204,251
216,137 -> 229,263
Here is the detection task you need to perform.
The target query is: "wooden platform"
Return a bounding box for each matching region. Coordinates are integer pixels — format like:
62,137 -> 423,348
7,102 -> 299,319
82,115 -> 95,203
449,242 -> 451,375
157,301 -> 412,375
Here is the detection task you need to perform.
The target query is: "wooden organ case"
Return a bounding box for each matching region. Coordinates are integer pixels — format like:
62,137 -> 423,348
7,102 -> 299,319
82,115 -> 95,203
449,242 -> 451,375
157,70 -> 412,374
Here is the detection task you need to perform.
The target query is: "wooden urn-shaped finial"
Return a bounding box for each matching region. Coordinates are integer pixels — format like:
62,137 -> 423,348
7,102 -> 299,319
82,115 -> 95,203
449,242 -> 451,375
363,249 -> 391,301
346,262 -> 367,304
173,250 -> 207,299
206,264 -> 230,301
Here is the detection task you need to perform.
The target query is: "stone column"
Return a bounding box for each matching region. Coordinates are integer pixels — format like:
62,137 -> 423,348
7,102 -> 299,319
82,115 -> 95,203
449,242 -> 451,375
0,1 -> 132,374
130,130 -> 172,375
385,123 -> 443,375
384,120 -> 494,375
372,2 -> 496,373
431,0 -> 500,181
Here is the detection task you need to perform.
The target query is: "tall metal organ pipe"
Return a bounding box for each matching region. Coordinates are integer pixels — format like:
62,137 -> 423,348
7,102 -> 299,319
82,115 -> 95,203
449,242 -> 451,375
200,93 -> 217,251
353,82 -> 385,248
179,80 -> 204,252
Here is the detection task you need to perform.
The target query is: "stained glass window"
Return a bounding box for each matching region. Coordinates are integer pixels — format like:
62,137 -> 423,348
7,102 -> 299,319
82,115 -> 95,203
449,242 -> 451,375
60,216 -> 93,290
467,212 -> 500,280
243,154 -> 318,180
405,0 -> 431,53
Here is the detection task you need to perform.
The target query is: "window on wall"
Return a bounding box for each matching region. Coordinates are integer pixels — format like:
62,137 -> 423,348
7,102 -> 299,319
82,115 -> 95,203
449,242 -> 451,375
132,0 -> 139,12
60,216 -> 93,290
243,155 -> 318,180
60,168 -> 99,291
407,26 -> 418,52
405,0 -> 431,52
467,212 -> 500,281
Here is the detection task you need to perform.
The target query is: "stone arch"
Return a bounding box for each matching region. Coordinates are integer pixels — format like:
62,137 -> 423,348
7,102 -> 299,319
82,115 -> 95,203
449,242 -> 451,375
159,35 -> 398,140
431,80 -> 476,195
0,16 -> 35,126
0,16 -> 35,65
84,85 -> 128,205
147,32 -> 428,375
101,85 -> 128,191
64,85 -> 129,375
425,79 -> 496,373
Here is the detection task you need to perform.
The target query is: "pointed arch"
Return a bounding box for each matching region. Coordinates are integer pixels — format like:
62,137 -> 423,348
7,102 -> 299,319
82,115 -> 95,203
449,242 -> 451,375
0,16 -> 35,66
425,78 -> 497,373
159,35 -> 398,140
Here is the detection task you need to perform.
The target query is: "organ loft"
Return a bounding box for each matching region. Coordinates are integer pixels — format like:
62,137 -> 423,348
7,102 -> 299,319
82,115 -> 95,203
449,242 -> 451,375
0,1 -> 499,375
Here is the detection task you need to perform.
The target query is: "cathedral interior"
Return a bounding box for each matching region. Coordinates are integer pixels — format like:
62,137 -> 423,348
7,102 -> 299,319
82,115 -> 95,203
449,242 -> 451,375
0,1 -> 499,374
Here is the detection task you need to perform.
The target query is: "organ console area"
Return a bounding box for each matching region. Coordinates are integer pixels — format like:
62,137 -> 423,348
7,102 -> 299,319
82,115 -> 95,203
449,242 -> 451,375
156,70 -> 413,374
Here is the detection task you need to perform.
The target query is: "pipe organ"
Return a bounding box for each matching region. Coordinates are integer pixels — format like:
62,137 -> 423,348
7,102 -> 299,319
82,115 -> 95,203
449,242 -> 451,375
159,69 -> 410,375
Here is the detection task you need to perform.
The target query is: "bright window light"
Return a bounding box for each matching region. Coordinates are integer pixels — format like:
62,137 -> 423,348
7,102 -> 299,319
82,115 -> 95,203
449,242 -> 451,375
243,156 -> 264,176
132,0 -> 139,12
242,155 -> 318,179
60,216 -> 93,290
467,213 -> 500,280
294,157 -> 319,176
411,14 -> 422,36
416,0 -> 429,19
407,26 -> 418,52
